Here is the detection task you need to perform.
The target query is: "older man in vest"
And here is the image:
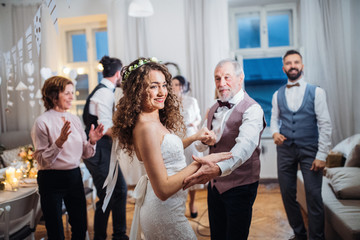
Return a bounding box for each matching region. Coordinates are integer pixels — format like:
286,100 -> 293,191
270,50 -> 332,240
184,59 -> 266,240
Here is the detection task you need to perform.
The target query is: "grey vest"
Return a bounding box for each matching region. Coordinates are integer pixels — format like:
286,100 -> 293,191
207,92 -> 265,194
277,84 -> 318,147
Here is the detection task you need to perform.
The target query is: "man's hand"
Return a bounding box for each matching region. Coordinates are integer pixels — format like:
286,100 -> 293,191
89,124 -> 105,145
310,159 -> 326,171
183,152 -> 232,190
273,132 -> 287,145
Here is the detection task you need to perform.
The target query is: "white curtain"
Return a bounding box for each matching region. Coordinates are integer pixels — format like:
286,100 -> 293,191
300,0 -> 357,145
184,0 -> 230,117
107,0 -> 150,65
0,4 -> 42,139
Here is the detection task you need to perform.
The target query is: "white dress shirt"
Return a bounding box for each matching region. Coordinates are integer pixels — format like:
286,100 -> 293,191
88,78 -> 115,134
196,89 -> 264,176
270,77 -> 332,161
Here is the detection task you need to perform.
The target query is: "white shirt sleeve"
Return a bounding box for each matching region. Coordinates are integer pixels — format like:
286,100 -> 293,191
217,104 -> 264,176
314,87 -> 332,161
89,87 -> 114,134
270,91 -> 280,135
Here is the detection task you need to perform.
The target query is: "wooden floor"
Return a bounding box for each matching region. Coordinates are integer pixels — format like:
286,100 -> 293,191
35,183 -> 306,240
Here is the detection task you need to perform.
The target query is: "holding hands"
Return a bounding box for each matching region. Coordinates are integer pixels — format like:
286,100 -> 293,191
196,127 -> 217,146
183,152 -> 232,190
88,123 -> 105,145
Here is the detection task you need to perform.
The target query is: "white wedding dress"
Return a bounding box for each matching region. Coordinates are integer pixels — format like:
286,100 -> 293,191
130,134 -> 197,240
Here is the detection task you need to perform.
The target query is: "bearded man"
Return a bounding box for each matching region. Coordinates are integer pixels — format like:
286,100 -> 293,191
270,50 -> 332,240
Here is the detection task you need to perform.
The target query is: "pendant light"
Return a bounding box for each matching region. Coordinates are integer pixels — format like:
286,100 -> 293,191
128,0 -> 154,17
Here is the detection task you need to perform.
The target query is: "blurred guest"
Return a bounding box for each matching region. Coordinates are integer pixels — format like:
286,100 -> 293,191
172,75 -> 203,218
32,76 -> 104,239
82,56 -> 128,240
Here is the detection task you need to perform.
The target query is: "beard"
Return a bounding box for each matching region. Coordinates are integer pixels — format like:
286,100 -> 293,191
285,68 -> 303,81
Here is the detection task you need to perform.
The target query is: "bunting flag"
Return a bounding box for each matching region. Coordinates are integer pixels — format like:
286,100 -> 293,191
25,25 -> 33,60
34,7 -> 41,56
17,38 -> 23,77
46,0 -> 58,33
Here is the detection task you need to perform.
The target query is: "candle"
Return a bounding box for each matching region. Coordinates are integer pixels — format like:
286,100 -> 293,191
15,169 -> 22,179
5,167 -> 16,182
11,177 -> 19,191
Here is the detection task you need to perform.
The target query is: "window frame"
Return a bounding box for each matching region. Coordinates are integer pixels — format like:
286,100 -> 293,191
58,15 -> 108,117
229,3 -> 298,58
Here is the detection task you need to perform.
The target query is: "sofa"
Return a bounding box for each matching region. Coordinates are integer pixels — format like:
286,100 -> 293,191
297,134 -> 360,240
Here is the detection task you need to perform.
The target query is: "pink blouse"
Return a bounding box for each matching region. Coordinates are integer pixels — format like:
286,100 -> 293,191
31,109 -> 96,170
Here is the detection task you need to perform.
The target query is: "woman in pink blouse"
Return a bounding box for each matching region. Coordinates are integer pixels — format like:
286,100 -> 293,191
32,76 -> 104,239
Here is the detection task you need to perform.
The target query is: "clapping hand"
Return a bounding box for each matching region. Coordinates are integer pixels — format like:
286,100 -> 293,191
55,120 -> 72,148
183,152 -> 232,190
88,124 -> 105,145
196,127 -> 217,146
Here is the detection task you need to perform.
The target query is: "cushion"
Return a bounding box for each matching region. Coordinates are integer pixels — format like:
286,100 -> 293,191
332,134 -> 360,159
326,167 -> 360,199
345,144 -> 360,167
326,151 -> 345,168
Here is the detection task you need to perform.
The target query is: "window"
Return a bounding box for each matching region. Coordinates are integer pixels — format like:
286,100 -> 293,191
229,3 -> 298,134
229,3 -> 297,52
59,15 -> 108,119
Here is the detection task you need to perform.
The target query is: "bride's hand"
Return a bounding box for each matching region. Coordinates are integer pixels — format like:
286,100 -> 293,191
195,127 -> 216,146
183,152 -> 232,189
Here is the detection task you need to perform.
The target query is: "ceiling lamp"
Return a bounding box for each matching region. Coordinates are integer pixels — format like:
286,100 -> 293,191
128,0 -> 154,17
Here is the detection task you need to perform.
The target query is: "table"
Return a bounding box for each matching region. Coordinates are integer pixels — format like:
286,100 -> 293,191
0,185 -> 38,204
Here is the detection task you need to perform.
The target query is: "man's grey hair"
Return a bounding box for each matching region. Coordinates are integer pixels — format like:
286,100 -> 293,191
215,59 -> 244,77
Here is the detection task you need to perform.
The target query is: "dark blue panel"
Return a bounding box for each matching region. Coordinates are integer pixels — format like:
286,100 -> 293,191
244,57 -> 287,125
72,34 -> 87,62
267,14 -> 290,47
244,57 -> 287,81
237,16 -> 260,49
95,30 -> 109,60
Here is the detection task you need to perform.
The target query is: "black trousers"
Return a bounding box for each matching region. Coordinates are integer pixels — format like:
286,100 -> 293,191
37,167 -> 87,240
277,143 -> 324,240
207,181 -> 259,240
83,138 -> 128,240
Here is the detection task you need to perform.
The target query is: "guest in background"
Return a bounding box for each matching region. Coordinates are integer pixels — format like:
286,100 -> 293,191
83,56 -> 129,240
172,75 -> 203,218
32,76 -> 104,239
270,50 -> 332,240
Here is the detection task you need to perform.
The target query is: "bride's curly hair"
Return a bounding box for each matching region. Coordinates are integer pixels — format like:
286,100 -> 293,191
112,57 -> 185,157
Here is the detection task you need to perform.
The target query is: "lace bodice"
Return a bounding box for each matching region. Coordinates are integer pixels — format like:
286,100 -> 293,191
161,134 -> 187,175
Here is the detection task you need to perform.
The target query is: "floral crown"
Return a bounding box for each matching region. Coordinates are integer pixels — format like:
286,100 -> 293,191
123,57 -> 159,81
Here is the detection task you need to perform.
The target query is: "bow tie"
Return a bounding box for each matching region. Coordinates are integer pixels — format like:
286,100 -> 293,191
286,82 -> 300,88
217,100 -> 234,109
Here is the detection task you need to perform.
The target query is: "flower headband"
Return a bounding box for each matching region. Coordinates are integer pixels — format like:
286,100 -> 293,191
123,57 -> 159,81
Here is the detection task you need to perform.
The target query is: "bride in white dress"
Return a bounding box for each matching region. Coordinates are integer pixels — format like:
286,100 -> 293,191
111,57 -> 232,240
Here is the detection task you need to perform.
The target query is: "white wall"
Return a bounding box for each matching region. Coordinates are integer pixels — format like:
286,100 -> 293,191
54,0 -> 188,77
